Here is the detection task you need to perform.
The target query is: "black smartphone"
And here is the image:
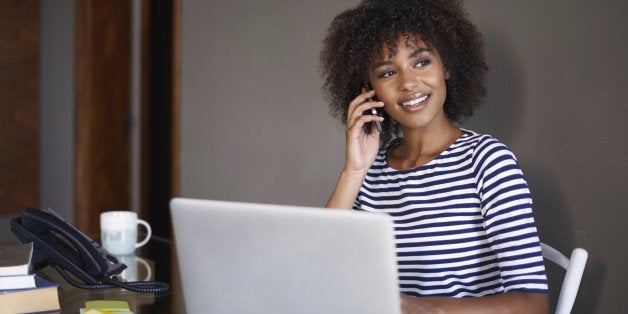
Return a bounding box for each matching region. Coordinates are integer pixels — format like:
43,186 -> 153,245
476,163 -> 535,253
360,81 -> 382,133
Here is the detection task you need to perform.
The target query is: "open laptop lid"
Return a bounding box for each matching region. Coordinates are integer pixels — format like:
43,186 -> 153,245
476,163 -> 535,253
170,197 -> 400,314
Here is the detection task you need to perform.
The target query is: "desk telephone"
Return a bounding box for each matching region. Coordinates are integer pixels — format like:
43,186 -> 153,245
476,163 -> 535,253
11,208 -> 169,294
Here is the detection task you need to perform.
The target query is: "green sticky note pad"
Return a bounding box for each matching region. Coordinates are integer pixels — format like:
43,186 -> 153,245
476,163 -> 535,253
85,300 -> 130,312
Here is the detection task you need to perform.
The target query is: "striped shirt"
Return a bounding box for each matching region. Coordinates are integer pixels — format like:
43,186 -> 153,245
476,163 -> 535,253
353,129 -> 548,297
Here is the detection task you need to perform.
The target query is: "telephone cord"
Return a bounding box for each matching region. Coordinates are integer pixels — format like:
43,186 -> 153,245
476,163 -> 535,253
51,263 -> 170,295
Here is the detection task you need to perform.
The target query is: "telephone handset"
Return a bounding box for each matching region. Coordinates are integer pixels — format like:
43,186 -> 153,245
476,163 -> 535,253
360,81 -> 383,133
11,208 -> 170,294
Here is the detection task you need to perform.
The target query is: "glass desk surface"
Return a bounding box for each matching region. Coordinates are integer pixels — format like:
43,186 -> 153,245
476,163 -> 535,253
39,239 -> 180,313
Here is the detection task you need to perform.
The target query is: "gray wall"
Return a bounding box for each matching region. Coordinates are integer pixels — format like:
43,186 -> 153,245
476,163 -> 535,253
180,0 -> 351,206
39,0 -> 75,224
0,0 -> 75,243
464,1 -> 627,312
181,0 -> 627,313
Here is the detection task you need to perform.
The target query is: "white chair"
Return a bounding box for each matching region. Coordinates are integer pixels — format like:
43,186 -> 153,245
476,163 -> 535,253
540,242 -> 588,314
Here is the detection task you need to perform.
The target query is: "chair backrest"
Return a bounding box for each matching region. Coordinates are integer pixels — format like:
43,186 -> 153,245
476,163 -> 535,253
540,242 -> 588,314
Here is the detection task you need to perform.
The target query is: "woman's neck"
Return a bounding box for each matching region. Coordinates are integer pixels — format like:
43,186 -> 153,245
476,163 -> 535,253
388,122 -> 462,170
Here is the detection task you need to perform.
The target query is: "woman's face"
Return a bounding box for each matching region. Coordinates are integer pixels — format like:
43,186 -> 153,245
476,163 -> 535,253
368,36 -> 450,132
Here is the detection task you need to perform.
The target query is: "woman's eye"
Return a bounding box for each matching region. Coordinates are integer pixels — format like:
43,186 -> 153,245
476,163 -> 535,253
382,70 -> 396,78
377,69 -> 396,78
415,59 -> 431,68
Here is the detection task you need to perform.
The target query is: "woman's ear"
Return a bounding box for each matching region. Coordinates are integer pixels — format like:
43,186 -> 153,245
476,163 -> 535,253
444,68 -> 451,80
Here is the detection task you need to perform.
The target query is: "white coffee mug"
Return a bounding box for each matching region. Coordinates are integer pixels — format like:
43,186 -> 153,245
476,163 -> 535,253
100,211 -> 152,255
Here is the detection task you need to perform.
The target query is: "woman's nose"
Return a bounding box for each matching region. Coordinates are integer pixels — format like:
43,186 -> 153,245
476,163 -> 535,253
400,71 -> 420,91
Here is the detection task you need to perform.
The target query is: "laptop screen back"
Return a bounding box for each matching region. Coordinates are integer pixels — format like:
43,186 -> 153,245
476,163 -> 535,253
170,197 -> 400,314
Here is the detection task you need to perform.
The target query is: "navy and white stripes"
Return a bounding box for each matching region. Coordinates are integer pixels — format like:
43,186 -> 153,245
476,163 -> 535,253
353,129 -> 548,297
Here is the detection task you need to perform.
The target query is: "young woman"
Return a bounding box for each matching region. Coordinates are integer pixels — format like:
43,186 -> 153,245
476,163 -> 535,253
320,1 -> 548,313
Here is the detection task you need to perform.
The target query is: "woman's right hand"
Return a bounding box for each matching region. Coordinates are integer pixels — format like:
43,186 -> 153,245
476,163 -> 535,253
343,89 -> 385,176
325,89 -> 385,210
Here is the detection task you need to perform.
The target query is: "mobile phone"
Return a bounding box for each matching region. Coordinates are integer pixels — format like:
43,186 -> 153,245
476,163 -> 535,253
360,81 -> 382,133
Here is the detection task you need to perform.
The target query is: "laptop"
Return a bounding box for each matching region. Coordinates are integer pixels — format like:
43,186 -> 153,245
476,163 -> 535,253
170,197 -> 401,314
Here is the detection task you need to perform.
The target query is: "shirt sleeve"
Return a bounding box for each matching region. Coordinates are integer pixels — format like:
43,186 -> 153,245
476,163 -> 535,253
475,137 -> 548,294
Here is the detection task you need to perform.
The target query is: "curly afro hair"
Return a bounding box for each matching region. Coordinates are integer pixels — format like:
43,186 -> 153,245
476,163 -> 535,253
320,0 -> 488,143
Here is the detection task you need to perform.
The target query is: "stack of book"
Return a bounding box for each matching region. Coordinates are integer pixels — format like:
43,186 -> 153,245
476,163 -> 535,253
0,242 -> 61,313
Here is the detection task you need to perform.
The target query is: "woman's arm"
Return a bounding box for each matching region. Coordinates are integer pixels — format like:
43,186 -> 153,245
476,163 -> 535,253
400,137 -> 549,314
401,292 -> 548,314
325,90 -> 384,209
325,169 -> 369,209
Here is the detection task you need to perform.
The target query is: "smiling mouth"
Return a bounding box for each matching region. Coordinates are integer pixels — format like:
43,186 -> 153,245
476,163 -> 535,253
400,94 -> 429,106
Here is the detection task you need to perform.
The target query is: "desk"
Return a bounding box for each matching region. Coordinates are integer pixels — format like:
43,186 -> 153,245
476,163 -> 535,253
43,238 -> 180,313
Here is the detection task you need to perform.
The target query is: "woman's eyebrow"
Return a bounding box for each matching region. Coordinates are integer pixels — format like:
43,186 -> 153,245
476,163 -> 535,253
370,59 -> 393,70
409,47 -> 431,59
370,47 -> 431,69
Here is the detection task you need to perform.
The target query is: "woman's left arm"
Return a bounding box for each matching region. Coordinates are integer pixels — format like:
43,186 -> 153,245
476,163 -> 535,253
401,291 -> 548,314
410,138 -> 549,314
403,139 -> 549,313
